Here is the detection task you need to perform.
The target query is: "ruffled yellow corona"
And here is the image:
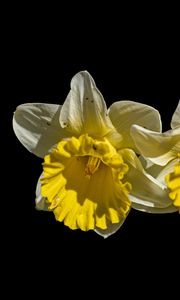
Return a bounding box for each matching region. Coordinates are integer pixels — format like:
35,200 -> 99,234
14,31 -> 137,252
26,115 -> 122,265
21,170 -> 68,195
41,134 -> 131,231
166,154 -> 180,212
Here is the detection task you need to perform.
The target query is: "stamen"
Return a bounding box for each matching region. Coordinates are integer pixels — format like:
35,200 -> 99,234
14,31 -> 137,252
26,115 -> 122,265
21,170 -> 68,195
85,156 -> 101,176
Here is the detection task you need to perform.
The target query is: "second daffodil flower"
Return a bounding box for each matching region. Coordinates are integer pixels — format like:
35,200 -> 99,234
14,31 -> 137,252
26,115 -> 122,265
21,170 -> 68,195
13,71 -> 169,237
131,101 -> 180,213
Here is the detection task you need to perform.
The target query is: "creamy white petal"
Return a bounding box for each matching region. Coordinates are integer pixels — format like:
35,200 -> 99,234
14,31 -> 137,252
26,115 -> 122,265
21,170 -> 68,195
95,218 -> 127,238
108,101 -> 162,150
132,202 -> 178,213
105,129 -> 123,149
120,149 -> 172,208
131,125 -> 180,165
148,158 -> 179,185
171,100 -> 180,129
13,103 -> 69,158
60,71 -> 111,137
35,174 -> 49,211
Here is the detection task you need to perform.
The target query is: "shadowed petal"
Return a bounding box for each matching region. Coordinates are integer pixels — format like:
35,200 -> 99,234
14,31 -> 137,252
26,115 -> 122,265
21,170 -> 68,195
35,174 -> 49,211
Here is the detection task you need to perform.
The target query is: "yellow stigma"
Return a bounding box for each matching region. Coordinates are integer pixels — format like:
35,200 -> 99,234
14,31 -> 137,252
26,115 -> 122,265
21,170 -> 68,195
166,153 -> 180,212
41,134 -> 131,231
85,156 -> 101,176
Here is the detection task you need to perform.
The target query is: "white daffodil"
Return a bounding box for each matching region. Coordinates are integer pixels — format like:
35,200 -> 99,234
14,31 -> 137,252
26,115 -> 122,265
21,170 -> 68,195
131,101 -> 180,213
13,71 -> 169,238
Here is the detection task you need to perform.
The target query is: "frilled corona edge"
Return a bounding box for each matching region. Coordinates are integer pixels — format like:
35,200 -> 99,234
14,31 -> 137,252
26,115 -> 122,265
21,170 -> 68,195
41,134 -> 131,231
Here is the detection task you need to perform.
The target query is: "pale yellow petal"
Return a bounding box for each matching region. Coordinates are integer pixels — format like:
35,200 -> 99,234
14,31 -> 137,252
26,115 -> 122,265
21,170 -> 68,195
131,125 -> 180,165
94,220 -> 127,238
60,71 -> 111,138
35,174 -> 49,211
108,100 -> 162,150
171,100 -> 180,129
119,149 -> 172,208
13,103 -> 69,158
132,203 -> 178,213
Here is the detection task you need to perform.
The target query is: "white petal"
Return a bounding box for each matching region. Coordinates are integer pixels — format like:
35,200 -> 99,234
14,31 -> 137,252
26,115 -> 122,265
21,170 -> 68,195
95,219 -> 126,238
105,129 -> 123,149
171,100 -> 180,129
132,203 -> 178,213
131,125 -> 180,165
35,174 -> 49,211
13,103 -> 69,158
147,158 -> 178,185
108,101 -> 162,150
60,71 -> 111,137
120,149 -> 172,208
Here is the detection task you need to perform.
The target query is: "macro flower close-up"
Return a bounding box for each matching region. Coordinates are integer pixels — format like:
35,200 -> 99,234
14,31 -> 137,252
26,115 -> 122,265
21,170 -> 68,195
13,71 -> 174,237
131,101 -> 180,213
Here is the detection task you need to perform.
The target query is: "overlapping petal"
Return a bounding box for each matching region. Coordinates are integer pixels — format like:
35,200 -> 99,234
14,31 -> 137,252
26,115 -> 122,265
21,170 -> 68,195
108,101 -> 162,150
171,100 -> 180,129
142,158 -> 179,213
131,125 -> 180,165
13,103 -> 69,157
130,102 -> 180,214
119,149 -> 173,209
35,174 -> 49,211
147,158 -> 179,185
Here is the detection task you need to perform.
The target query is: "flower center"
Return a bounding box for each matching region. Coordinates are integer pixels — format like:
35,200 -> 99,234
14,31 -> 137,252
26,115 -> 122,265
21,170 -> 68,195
166,152 -> 180,212
85,156 -> 101,176
41,134 -> 131,231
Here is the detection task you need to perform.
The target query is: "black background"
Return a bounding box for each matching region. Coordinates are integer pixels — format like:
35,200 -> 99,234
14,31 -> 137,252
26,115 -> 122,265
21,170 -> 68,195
3,3 -> 180,293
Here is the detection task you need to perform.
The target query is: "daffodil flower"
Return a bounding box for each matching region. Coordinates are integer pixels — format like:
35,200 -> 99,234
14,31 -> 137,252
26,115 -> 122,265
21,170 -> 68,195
13,71 -> 169,237
131,101 -> 180,213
